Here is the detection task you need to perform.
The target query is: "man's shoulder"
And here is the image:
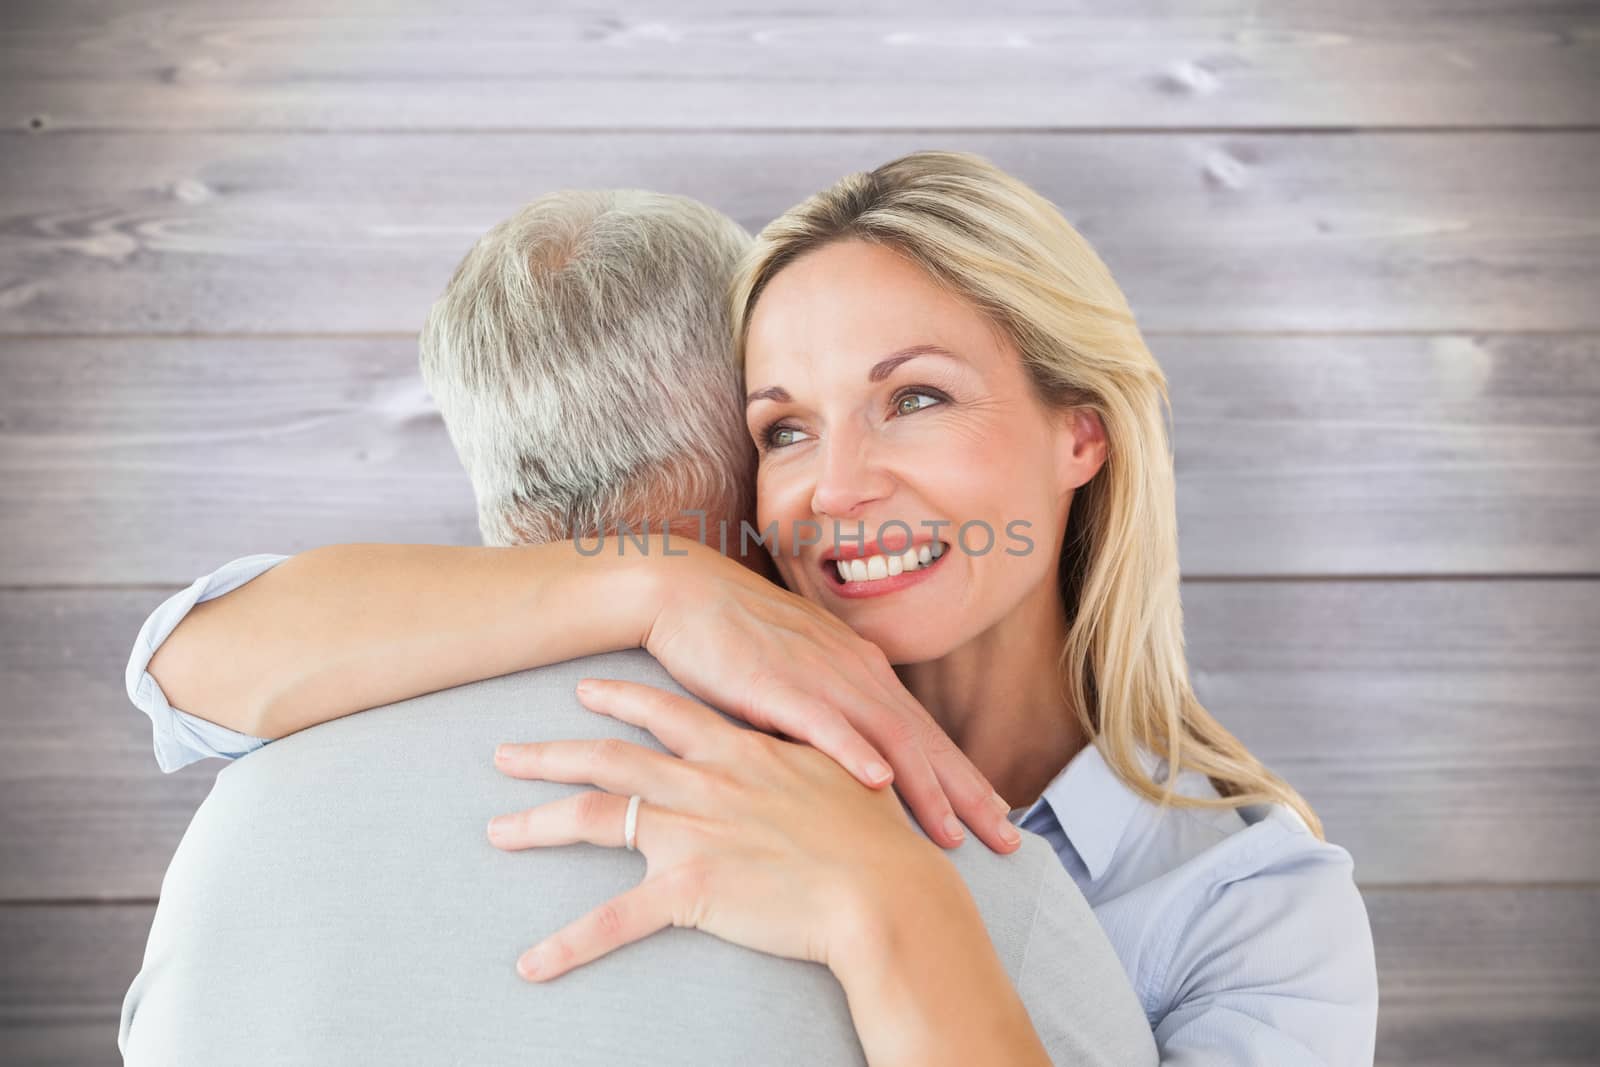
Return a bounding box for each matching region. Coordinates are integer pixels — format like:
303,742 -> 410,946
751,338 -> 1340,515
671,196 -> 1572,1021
238,647 -> 743,777
371,647 -> 692,730
420,649 -> 756,734
932,825 -> 1059,962
444,647 -> 685,700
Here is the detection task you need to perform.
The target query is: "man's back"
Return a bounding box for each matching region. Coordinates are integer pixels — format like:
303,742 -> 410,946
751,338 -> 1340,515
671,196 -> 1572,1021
120,649 -> 1155,1065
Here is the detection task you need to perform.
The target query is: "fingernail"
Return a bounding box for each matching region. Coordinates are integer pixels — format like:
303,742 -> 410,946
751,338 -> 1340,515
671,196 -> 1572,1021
518,949 -> 544,980
575,679 -> 595,696
487,816 -> 506,840
999,822 -> 1021,847
864,761 -> 892,786
944,814 -> 965,842
990,792 -> 1012,815
494,745 -> 511,763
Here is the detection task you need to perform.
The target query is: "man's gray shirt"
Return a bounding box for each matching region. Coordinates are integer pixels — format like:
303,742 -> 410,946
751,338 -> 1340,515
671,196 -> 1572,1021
119,649 -> 1157,1065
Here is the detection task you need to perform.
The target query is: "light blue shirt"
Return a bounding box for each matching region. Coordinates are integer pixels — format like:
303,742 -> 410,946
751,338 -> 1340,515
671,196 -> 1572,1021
127,554 -> 1380,1065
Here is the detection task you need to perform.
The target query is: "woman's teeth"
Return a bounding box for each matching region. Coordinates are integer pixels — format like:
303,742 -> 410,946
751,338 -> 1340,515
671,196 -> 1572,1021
834,542 -> 944,584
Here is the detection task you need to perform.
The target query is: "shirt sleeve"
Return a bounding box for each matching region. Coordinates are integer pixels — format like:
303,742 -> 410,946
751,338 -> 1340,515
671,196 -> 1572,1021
1150,834 -> 1380,1066
124,553 -> 292,774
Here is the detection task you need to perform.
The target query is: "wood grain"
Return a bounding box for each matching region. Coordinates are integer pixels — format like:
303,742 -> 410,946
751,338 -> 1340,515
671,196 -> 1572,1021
0,904 -> 148,1067
3,579 -> 1593,900
4,887 -> 1595,1066
2,132 -> 1596,334
4,2 -> 1596,131
0,337 -> 481,587
1371,887 -> 1600,1066
1185,578 -> 1600,886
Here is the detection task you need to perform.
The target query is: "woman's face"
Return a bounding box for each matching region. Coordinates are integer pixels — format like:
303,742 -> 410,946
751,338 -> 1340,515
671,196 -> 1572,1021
743,238 -> 1105,664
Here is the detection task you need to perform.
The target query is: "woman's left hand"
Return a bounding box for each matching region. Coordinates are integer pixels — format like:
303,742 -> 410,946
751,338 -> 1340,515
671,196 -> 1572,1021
486,677 -> 944,982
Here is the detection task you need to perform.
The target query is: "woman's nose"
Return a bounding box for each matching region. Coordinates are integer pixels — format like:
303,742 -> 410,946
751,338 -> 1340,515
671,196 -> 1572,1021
810,434 -> 893,519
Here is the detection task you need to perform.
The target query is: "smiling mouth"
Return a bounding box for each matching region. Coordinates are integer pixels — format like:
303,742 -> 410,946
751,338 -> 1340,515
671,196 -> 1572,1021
823,541 -> 947,587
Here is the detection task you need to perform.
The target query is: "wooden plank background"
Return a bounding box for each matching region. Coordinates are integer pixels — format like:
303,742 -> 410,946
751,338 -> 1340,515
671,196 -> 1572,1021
2,2 -> 1596,1063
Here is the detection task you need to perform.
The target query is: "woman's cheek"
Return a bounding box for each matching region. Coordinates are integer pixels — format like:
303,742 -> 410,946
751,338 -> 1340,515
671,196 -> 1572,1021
755,466 -> 812,572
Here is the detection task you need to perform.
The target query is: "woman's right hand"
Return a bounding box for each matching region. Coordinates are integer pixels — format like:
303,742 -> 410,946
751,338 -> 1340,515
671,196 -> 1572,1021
638,539 -> 1020,854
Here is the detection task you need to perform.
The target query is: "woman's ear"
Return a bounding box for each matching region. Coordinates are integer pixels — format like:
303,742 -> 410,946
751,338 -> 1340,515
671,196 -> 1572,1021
1054,406 -> 1108,494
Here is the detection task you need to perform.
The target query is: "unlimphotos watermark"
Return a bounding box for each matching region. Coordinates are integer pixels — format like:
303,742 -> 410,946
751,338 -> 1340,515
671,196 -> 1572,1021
567,512 -> 1037,558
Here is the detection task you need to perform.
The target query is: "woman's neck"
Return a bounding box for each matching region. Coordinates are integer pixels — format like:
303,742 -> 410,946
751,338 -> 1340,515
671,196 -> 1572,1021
895,582 -> 1088,810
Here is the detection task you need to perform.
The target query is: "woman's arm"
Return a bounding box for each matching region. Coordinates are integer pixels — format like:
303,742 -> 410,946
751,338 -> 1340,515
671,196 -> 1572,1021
146,535 -> 1022,854
148,540 -> 650,742
833,861 -> 1053,1067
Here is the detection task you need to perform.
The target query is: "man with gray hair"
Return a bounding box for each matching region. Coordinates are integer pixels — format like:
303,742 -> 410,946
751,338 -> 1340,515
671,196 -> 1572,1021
420,189 -> 757,549
119,190 -> 1157,1065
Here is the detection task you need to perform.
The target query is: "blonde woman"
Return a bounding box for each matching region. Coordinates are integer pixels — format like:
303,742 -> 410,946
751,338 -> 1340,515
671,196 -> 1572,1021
135,152 -> 1379,1063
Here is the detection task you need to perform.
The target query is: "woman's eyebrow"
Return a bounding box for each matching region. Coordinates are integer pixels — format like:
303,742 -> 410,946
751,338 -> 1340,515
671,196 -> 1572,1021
746,344 -> 965,408
745,385 -> 791,408
868,343 -> 963,382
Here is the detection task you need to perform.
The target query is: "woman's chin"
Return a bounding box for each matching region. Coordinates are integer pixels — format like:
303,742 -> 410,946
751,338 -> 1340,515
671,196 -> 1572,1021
856,626 -> 957,669
788,568 -> 962,664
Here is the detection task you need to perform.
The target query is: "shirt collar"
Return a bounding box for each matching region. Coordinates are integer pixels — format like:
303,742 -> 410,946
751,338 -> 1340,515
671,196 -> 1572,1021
1017,740 -> 1165,882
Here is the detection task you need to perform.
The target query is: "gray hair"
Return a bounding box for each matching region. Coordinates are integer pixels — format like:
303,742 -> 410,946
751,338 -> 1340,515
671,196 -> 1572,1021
420,189 -> 756,546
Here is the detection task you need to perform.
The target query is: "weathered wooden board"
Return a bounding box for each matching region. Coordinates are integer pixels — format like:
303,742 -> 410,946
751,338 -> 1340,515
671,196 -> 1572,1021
0,903 -> 150,1067
4,2 -> 1597,131
1165,333 -> 1600,577
3,579 -> 1594,900
4,334 -> 1594,585
1185,578 -> 1600,886
1370,887 -> 1600,1066
0,337 -> 482,587
4,887 -> 1596,1066
2,132 -> 1596,334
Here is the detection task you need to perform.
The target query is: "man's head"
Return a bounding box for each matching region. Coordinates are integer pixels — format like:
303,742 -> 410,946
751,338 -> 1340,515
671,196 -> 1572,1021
420,189 -> 757,548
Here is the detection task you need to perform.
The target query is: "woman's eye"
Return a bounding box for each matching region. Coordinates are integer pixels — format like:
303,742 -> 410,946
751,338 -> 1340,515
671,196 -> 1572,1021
894,390 -> 944,417
763,424 -> 812,450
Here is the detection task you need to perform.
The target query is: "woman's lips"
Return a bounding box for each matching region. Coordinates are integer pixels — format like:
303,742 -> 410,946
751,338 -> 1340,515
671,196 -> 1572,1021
820,541 -> 947,599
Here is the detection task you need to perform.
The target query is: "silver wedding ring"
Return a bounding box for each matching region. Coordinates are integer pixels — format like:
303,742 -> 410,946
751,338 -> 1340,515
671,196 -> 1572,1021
624,794 -> 641,851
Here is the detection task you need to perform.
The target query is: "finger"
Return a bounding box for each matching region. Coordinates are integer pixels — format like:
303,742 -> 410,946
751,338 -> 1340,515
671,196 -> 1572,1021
488,789 -> 643,851
494,737 -> 699,809
863,722 -> 968,848
756,682 -> 894,789
925,741 -> 1022,854
517,878 -> 673,981
836,661 -> 1011,850
574,678 -> 735,760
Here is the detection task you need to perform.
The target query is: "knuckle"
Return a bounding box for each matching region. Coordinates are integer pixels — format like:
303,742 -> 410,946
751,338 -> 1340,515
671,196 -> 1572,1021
593,901 -> 627,939
859,641 -> 894,675
548,938 -> 576,969
573,789 -> 611,825
879,712 -> 924,750
724,724 -> 769,759
588,737 -> 627,767
919,723 -> 959,757
694,766 -> 745,808
791,742 -> 842,780
744,664 -> 783,703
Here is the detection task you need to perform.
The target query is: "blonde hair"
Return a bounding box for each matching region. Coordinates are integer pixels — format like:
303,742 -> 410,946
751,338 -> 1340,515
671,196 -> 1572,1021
729,151 -> 1323,838
420,189 -> 755,547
